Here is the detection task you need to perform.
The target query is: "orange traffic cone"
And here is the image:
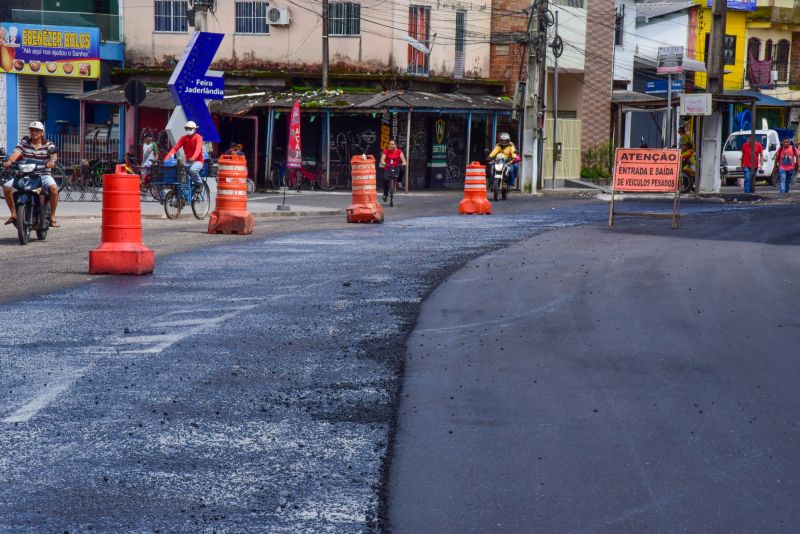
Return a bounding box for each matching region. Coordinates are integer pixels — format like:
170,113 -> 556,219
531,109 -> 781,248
459,162 -> 492,215
89,165 -> 154,275
208,154 -> 255,234
347,155 -> 384,223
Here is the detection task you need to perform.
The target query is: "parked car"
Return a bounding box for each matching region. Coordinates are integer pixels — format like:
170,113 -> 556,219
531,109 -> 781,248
721,128 -> 781,186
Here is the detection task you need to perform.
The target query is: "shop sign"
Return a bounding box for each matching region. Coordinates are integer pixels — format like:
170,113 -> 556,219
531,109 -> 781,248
0,22 -> 100,79
656,46 -> 684,75
706,0 -> 755,11
680,93 -> 712,116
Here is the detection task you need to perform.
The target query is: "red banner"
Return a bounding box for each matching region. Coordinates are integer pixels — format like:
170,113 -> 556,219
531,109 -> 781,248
287,101 -> 302,169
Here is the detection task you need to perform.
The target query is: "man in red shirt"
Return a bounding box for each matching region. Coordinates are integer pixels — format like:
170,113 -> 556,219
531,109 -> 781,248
740,134 -> 763,193
164,121 -> 204,187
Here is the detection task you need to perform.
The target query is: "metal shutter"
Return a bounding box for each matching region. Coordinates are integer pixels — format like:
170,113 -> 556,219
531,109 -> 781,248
17,76 -> 41,141
44,77 -> 83,95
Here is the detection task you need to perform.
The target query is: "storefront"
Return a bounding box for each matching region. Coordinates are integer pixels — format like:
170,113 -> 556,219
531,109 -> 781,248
1,21 -> 122,162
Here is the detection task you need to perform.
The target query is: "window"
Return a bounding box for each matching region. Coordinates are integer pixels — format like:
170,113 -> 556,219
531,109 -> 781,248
236,1 -> 269,34
551,0 -> 584,7
329,2 -> 360,36
704,33 -> 736,66
746,38 -> 761,80
614,6 -> 624,47
408,6 -> 431,76
454,10 -> 465,78
154,0 -> 188,33
765,39 -> 773,60
776,39 -> 790,82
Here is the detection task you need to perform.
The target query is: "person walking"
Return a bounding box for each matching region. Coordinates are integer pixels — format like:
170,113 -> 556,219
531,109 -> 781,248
141,133 -> 159,182
740,134 -> 763,194
774,138 -> 797,194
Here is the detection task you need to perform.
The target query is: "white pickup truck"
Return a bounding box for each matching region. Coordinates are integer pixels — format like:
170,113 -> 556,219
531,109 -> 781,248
721,123 -> 782,186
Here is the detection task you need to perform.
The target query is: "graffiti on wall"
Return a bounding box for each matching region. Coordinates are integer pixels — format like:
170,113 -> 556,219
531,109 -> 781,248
328,116 -> 381,186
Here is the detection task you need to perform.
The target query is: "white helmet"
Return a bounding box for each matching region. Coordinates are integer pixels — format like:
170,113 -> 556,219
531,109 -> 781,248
184,121 -> 198,130
29,121 -> 45,132
499,132 -> 511,143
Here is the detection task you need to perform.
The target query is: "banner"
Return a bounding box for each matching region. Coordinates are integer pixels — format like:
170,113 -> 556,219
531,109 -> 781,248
0,22 -> 100,78
287,101 -> 302,170
706,0 -> 756,11
613,148 -> 680,192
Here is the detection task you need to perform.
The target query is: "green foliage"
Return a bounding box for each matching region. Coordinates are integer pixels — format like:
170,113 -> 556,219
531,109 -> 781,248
580,142 -> 614,183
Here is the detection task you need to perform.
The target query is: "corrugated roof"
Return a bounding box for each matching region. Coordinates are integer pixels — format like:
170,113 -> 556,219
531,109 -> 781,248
636,1 -> 694,21
69,86 -> 513,113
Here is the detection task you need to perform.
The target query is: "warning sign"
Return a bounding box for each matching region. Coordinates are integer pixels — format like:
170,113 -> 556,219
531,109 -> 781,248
613,148 -> 681,192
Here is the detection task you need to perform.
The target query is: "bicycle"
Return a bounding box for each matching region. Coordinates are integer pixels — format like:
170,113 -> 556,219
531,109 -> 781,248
163,172 -> 211,220
284,163 -> 337,192
381,165 -> 403,207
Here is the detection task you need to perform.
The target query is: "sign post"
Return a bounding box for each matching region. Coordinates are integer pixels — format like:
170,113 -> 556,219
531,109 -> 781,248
657,46 -> 684,148
609,148 -> 682,229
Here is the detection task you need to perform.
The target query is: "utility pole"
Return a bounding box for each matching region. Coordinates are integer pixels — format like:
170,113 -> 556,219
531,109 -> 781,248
698,0 -> 726,193
322,0 -> 329,88
535,0 -> 548,190
551,10 -> 559,189
521,0 -> 548,194
191,0 -> 214,31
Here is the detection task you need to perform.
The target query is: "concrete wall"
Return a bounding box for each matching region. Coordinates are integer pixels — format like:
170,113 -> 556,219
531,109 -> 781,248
123,0 -> 491,78
580,0 -> 615,150
547,4 -> 586,72
612,0 -> 636,87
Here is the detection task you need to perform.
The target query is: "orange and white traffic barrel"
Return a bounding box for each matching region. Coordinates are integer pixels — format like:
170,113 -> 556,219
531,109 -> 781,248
208,154 -> 255,234
347,154 -> 384,223
89,164 -> 154,275
458,162 -> 492,215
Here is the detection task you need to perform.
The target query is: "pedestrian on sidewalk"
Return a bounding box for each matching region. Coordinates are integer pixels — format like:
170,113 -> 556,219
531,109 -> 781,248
141,134 -> 159,182
775,138 -> 797,193
741,134 -> 763,194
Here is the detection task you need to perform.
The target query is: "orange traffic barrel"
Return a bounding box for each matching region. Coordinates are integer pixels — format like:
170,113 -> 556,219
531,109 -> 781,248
89,164 -> 154,275
347,154 -> 384,223
209,154 -> 255,235
459,162 -> 492,215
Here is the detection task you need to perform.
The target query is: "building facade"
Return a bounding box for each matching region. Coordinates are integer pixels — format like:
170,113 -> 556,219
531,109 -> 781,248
123,0 -> 492,79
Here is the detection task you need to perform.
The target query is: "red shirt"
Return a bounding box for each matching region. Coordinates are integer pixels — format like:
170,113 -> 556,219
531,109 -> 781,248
165,133 -> 204,162
740,141 -> 762,169
383,148 -> 403,168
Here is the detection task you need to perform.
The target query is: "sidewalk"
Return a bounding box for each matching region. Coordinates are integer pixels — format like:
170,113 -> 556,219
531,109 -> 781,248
54,184 -> 347,219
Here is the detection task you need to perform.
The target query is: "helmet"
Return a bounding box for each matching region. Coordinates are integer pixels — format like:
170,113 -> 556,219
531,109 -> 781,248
28,121 -> 45,132
184,120 -> 198,130
499,132 -> 511,144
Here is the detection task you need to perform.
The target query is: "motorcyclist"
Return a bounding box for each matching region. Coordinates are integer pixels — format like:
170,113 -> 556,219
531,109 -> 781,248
2,121 -> 60,227
163,120 -> 204,188
488,133 -> 517,188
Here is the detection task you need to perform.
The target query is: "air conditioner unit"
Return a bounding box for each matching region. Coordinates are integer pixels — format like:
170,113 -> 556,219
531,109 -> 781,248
267,6 -> 291,25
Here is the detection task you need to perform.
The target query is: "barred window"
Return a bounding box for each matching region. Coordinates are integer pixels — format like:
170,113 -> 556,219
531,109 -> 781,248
329,2 -> 360,37
551,0 -> 584,7
236,1 -> 270,34
154,0 -> 188,33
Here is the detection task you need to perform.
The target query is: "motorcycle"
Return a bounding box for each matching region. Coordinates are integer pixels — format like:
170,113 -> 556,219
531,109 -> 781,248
4,158 -> 52,245
489,154 -> 511,201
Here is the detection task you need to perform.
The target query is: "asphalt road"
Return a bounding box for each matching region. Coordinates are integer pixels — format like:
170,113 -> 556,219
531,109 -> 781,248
0,193 -> 792,532
389,205 -> 800,533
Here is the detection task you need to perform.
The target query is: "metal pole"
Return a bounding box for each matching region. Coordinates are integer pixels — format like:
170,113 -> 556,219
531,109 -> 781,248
252,115 -> 259,183
79,99 -> 85,161
322,0 -> 329,89
405,110 -> 412,193
465,111 -> 472,169
749,99 -> 757,193
491,112 -> 498,144
326,109 -> 331,186
666,73 -> 672,147
265,108 -> 273,187
551,10 -> 559,188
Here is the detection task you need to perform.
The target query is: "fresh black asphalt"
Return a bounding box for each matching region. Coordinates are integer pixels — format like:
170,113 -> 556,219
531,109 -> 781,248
390,205 -> 800,533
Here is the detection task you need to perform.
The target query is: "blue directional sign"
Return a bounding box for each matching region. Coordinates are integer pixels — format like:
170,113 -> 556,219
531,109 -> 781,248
645,79 -> 684,94
168,32 -> 225,143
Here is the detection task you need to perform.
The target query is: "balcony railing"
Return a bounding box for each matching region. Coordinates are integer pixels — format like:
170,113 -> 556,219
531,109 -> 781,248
11,9 -> 121,42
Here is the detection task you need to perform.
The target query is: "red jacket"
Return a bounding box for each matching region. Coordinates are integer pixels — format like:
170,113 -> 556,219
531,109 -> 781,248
165,133 -> 204,162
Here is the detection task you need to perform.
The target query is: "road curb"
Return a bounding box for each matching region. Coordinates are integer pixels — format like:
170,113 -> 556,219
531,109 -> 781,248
56,209 -> 344,221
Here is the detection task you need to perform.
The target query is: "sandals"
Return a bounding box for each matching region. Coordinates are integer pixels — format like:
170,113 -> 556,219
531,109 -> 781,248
4,217 -> 16,225
50,219 -> 60,228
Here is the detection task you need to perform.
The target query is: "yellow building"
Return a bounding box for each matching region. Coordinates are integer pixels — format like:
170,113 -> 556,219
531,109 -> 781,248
693,3 -> 749,91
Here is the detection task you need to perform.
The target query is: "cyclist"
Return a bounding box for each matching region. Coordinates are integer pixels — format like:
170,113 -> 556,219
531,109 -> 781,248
379,139 -> 407,202
3,121 -> 60,227
488,133 -> 517,188
163,120 -> 204,189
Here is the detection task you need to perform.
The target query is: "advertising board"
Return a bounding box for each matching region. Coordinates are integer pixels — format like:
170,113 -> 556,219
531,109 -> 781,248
0,23 -> 100,79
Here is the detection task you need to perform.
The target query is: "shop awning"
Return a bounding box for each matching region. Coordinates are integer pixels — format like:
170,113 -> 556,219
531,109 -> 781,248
613,90 -> 757,110
725,90 -> 792,107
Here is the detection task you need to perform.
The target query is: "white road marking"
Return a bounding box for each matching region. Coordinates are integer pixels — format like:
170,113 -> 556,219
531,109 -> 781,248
2,366 -> 91,424
2,305 -> 256,424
